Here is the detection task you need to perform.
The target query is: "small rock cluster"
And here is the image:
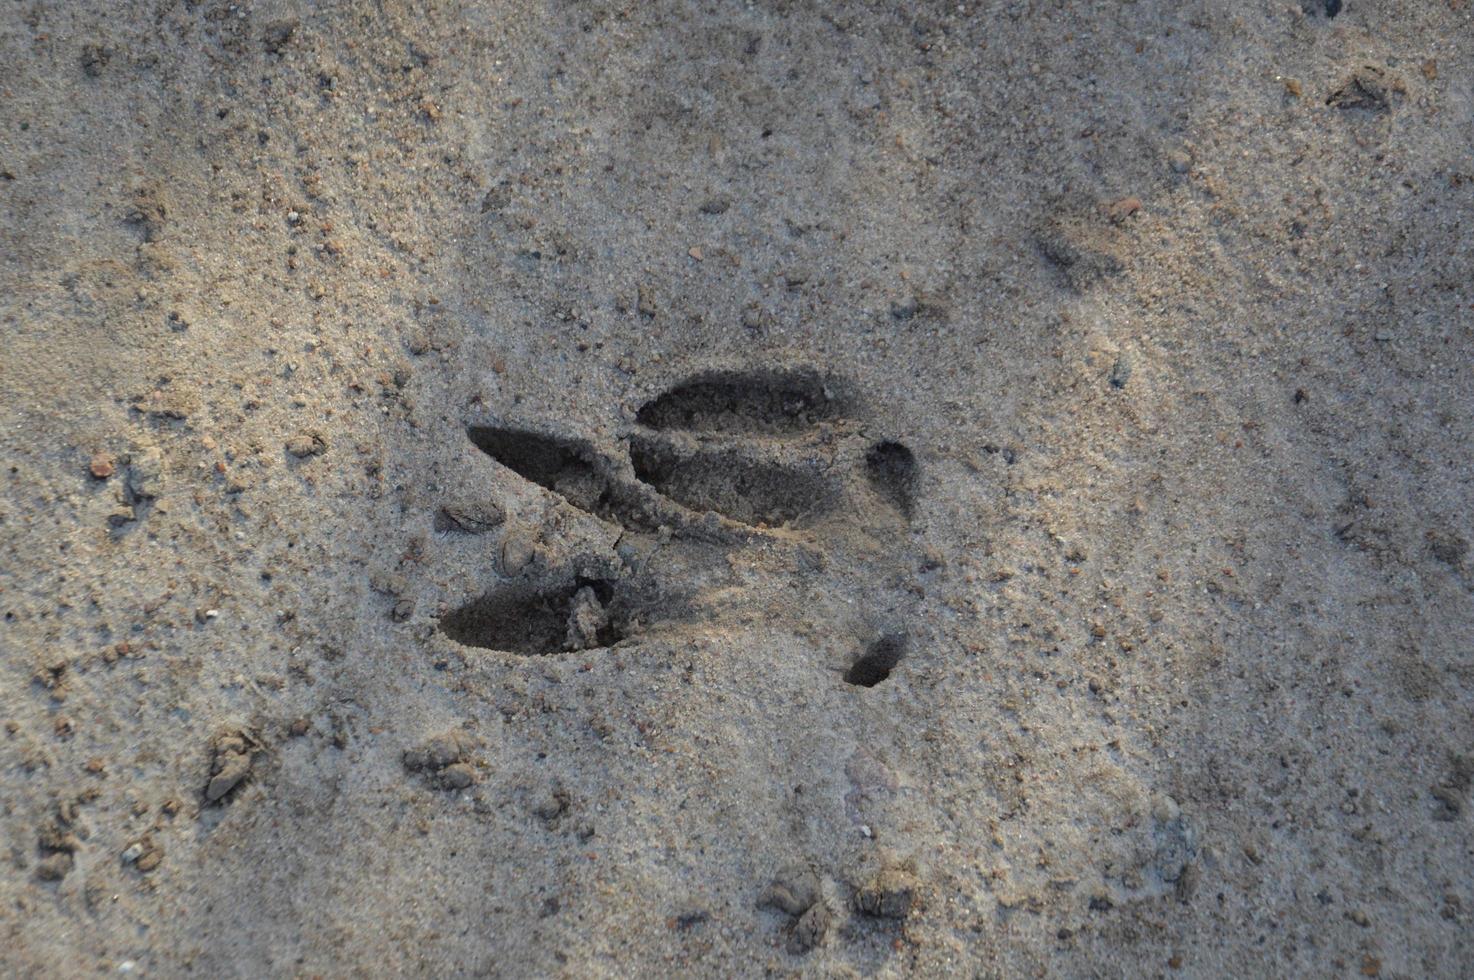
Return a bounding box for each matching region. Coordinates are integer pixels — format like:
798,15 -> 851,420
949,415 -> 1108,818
403,731 -> 478,790
205,729 -> 261,804
758,865 -> 832,954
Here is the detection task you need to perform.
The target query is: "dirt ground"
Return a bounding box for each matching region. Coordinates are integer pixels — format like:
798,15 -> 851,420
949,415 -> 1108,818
2,1 -> 1472,976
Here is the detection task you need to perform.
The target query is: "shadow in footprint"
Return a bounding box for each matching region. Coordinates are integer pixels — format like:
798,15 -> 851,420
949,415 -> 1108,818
439,580 -> 627,655
630,435 -> 832,528
636,369 -> 841,435
844,634 -> 907,687
865,441 -> 917,520
468,426 -> 619,518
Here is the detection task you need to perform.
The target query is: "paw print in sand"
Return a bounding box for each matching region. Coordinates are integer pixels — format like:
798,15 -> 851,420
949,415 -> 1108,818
438,368 -> 919,685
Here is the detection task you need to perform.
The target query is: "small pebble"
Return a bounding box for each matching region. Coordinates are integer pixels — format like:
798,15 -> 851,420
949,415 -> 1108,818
758,865 -> 821,916
35,852 -> 73,880
500,531 -> 537,576
636,284 -> 657,318
439,762 -> 477,789
285,432 -> 328,458
788,901 -> 831,954
90,453 -> 115,479
1108,196 -> 1142,222
853,867 -> 919,919
1109,354 -> 1133,389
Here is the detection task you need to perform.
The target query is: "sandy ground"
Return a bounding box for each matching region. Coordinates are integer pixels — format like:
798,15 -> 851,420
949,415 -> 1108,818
2,1 -> 1472,976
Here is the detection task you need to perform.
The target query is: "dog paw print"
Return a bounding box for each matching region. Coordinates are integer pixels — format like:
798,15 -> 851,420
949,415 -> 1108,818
438,368 -> 919,684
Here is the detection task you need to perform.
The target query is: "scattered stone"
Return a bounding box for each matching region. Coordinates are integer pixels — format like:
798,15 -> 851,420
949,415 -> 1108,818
405,731 -> 468,771
35,852 -> 73,881
122,836 -> 164,872
127,448 -> 165,500
124,185 -> 169,243
370,571 -> 408,597
533,786 -> 571,823
481,181 -> 512,214
89,452 -> 115,479
1151,795 -> 1199,887
439,762 -> 476,790
205,729 -> 260,803
38,812 -> 81,856
853,867 -> 919,919
889,295 -> 920,320
788,900 -> 831,954
1427,530 -> 1468,569
1327,67 -> 1405,112
285,431 -> 328,458
391,598 -> 416,622
782,267 -> 811,290
636,284 -> 657,318
262,19 -> 298,54
758,865 -> 821,916
35,806 -> 81,881
1107,196 -> 1142,223
499,531 -> 537,576
672,909 -> 709,931
32,654 -> 70,698
698,195 -> 731,215
740,306 -> 766,333
1168,150 -> 1192,174
80,44 -> 110,78
404,731 -> 478,790
137,387 -> 196,420
563,586 -> 607,651
1431,753 -> 1472,820
1109,353 -> 1133,390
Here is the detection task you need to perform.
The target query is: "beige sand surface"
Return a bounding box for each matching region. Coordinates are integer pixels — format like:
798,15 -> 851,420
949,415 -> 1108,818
2,2 -> 1471,975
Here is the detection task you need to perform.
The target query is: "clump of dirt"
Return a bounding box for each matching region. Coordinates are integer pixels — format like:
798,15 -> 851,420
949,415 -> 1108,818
204,730 -> 262,804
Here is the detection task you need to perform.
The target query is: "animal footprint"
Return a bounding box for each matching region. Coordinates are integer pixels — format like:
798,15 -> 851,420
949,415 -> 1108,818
439,368 -> 918,673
